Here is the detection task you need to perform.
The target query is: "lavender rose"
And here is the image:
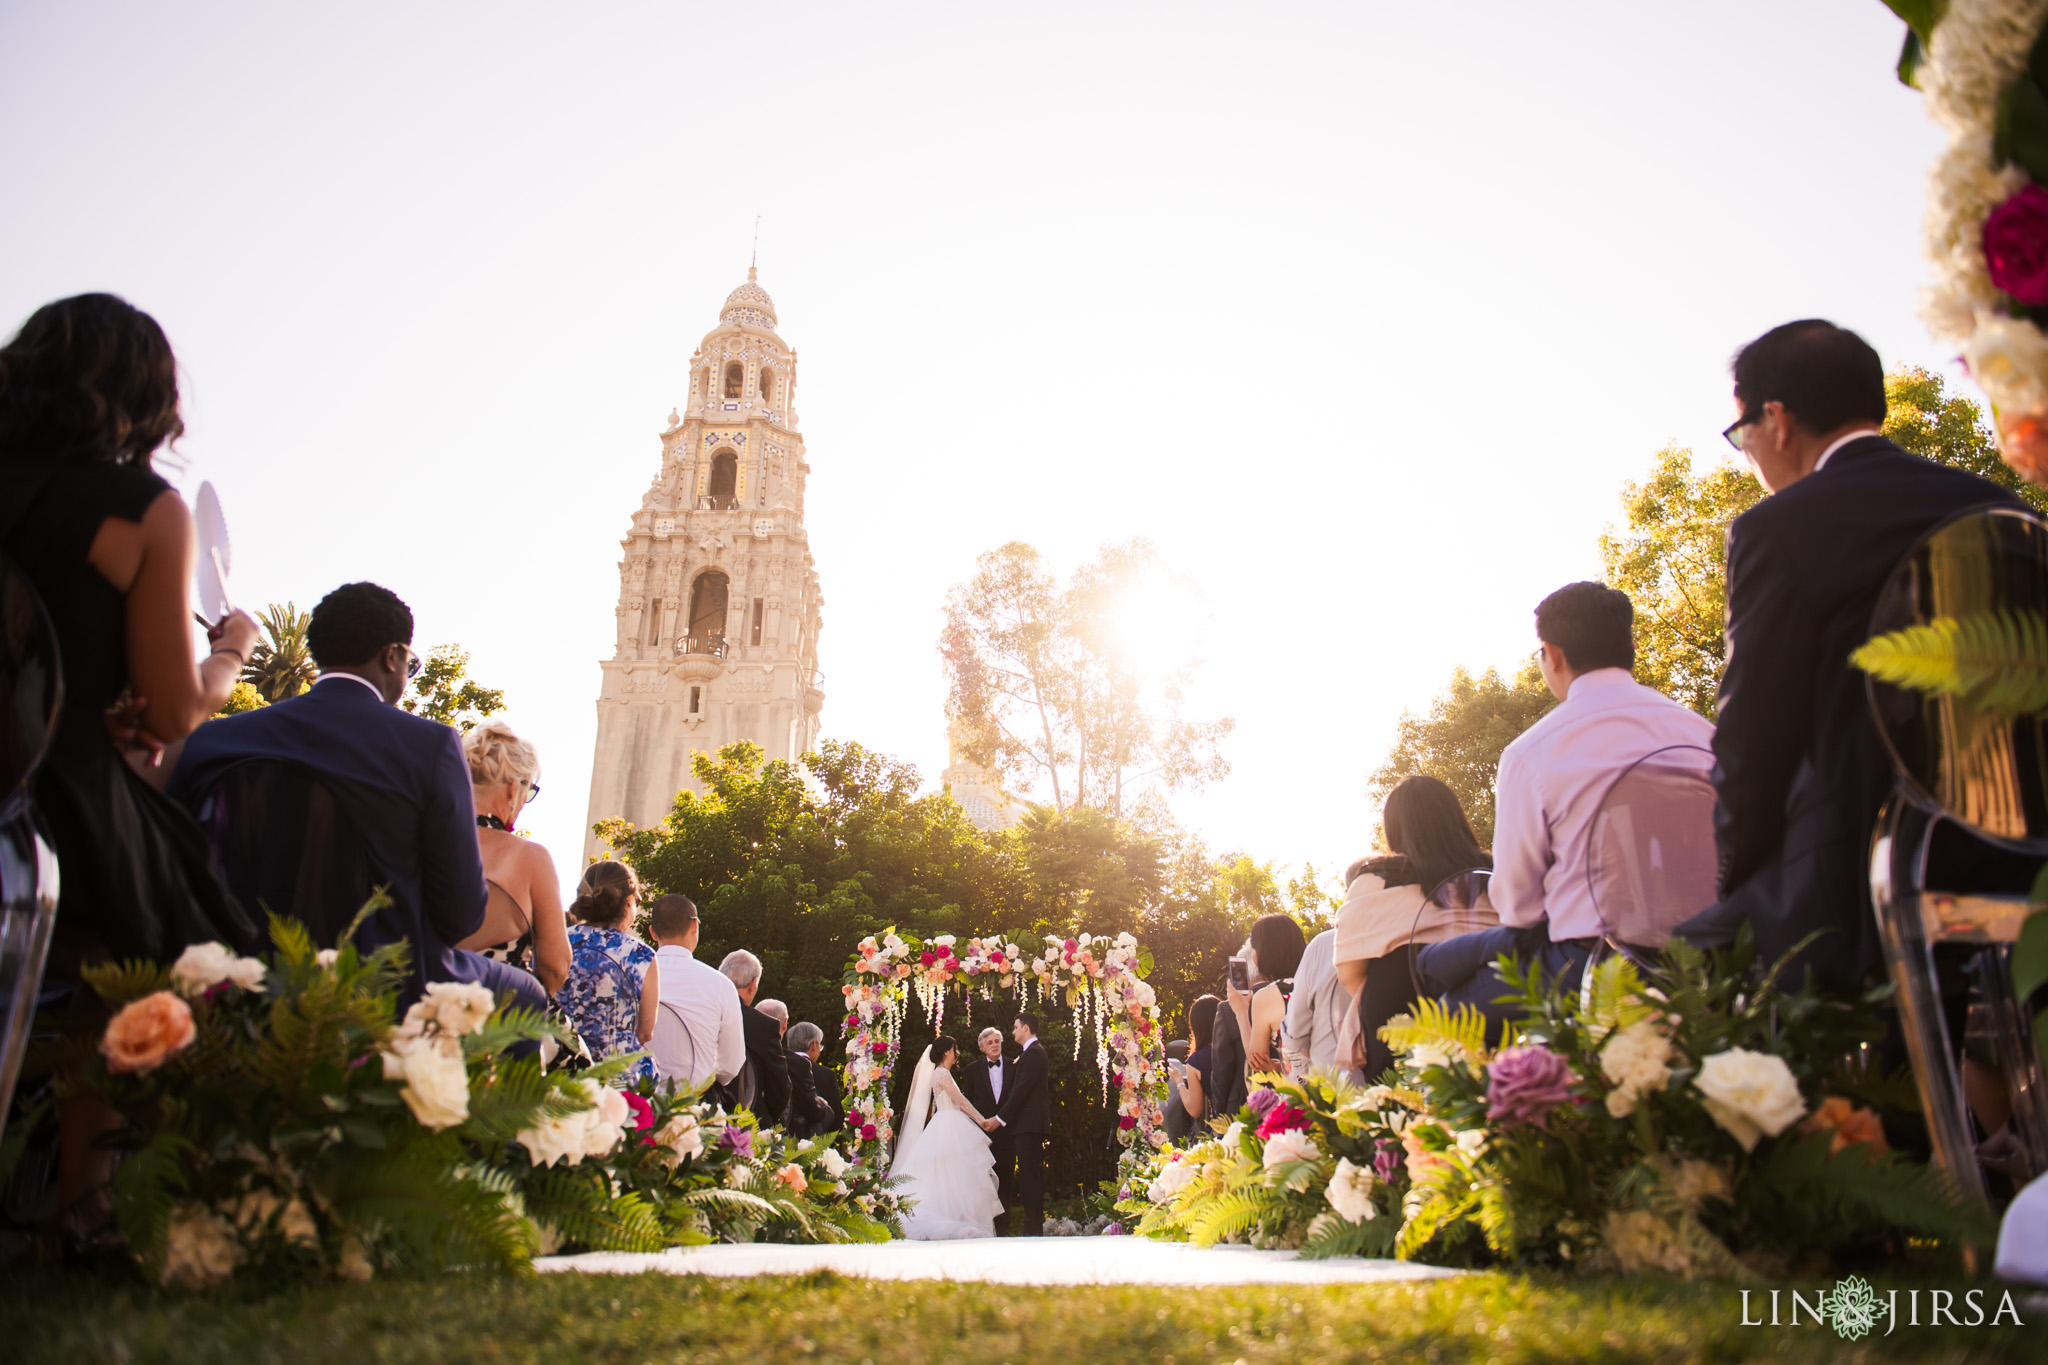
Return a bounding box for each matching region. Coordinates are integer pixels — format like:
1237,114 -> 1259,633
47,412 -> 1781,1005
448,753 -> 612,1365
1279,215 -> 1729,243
1485,1044 -> 1577,1131
1985,184 -> 2048,306
719,1125 -> 755,1158
1245,1087 -> 1283,1119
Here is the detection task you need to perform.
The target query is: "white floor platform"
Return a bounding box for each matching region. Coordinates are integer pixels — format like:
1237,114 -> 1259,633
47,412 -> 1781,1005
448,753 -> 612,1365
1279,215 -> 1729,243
536,1237 -> 1461,1287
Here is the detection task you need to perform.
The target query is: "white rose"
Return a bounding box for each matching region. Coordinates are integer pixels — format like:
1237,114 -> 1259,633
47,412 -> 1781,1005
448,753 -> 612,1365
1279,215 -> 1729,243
520,1110 -> 596,1167
161,1203 -> 245,1288
1966,313 -> 2048,417
1147,1159 -> 1197,1202
1261,1129 -> 1320,1169
1407,1040 -> 1462,1071
580,1083 -> 633,1158
170,943 -> 242,996
1693,1048 -> 1806,1152
1325,1157 -> 1378,1224
655,1112 -> 705,1163
394,1042 -> 471,1130
1221,1121 -> 1246,1150
419,981 -> 498,1035
819,1147 -> 850,1178
224,956 -> 268,992
315,949 -> 340,968
1453,1129 -> 1488,1159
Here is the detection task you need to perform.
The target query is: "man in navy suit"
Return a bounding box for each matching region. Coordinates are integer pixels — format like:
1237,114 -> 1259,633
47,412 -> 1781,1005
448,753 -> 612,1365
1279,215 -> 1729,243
170,582 -> 545,1008
1694,321 -> 2023,989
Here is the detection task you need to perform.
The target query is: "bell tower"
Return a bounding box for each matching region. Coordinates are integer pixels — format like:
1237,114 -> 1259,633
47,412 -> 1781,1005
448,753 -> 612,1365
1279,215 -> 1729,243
583,266 -> 826,859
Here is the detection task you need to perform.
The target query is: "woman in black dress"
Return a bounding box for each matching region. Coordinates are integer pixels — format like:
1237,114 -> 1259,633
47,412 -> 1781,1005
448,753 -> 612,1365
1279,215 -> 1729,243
0,294 -> 262,966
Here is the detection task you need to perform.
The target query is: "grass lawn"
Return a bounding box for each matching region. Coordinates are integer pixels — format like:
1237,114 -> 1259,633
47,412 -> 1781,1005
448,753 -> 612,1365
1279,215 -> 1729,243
2,1266 -> 2039,1364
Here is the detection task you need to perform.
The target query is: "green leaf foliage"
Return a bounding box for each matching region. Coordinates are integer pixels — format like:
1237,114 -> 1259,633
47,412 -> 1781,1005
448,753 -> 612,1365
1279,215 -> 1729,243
1851,611 -> 2048,714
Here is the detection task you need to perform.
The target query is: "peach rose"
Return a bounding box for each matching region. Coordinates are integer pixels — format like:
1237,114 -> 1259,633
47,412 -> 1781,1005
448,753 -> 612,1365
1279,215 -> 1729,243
100,991 -> 197,1074
1799,1095 -> 1889,1158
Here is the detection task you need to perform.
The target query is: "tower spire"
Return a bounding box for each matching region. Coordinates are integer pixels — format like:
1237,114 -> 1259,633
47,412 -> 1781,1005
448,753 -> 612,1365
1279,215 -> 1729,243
750,215 -> 760,281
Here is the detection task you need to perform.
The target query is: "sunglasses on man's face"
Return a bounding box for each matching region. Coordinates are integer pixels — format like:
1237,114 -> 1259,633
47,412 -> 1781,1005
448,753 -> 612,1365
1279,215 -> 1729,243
401,646 -> 424,679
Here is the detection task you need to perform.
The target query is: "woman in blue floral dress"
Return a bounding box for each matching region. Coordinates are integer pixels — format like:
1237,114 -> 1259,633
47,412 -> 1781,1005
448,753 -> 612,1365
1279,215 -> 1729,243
556,861 -> 659,1083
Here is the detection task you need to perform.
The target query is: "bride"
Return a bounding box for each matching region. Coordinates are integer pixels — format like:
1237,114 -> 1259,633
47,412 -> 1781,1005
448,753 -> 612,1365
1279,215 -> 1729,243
889,1036 -> 1006,1240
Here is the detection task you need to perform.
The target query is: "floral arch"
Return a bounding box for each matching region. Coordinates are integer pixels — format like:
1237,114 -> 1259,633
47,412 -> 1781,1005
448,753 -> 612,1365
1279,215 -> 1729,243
838,930 -> 1170,1169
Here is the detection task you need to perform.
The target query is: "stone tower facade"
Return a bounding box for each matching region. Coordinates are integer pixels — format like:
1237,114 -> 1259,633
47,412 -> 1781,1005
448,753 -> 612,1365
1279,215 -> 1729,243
582,267 -> 825,859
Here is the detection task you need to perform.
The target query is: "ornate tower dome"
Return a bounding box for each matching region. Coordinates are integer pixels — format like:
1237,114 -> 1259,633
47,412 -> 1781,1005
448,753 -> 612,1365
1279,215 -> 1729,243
720,265 -> 778,329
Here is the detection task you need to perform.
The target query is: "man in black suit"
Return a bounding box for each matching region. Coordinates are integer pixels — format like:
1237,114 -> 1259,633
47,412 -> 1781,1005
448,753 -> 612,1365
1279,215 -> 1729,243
718,950 -> 791,1124
1697,319 -> 2022,989
170,583 -> 545,1009
783,1021 -> 835,1137
958,1026 -> 1016,1234
813,1051 -> 844,1135
989,1011 -> 1050,1236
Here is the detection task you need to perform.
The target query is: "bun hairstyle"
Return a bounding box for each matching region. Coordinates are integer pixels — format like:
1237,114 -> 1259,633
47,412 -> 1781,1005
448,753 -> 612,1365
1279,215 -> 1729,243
571,860 -> 639,929
464,720 -> 539,791
929,1036 -> 958,1066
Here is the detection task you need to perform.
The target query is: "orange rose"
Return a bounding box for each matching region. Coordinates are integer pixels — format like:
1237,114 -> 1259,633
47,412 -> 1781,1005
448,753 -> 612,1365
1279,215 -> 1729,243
100,991 -> 197,1074
1799,1095 -> 1889,1157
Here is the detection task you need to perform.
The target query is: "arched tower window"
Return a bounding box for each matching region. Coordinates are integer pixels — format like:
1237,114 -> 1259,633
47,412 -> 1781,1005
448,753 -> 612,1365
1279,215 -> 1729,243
709,449 -> 738,505
687,571 -> 729,649
724,362 -> 743,399
758,366 -> 774,405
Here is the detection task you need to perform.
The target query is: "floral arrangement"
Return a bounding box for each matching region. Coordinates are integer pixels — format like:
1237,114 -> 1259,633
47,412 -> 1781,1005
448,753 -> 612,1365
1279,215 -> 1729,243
1894,0 -> 2048,483
838,927 -> 1168,1166
66,911 -> 896,1289
1121,933 -> 1992,1276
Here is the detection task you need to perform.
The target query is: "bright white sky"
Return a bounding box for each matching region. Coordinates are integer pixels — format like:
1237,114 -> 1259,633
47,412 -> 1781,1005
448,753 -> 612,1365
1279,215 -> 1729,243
1,1 -> 1959,907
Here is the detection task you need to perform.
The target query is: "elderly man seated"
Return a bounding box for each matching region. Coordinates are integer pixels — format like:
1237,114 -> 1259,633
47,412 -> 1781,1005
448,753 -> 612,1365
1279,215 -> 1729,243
1415,582 -> 1713,1033
719,950 -> 790,1124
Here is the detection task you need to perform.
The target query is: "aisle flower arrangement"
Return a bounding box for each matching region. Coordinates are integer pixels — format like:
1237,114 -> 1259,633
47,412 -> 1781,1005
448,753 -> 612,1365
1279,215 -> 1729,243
70,911 -> 897,1289
1120,934 -> 1993,1275
838,927 -> 1168,1166
1895,0 -> 2048,483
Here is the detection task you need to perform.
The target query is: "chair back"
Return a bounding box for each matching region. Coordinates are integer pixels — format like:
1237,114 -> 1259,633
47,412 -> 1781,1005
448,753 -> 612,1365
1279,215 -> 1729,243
193,758 -> 376,948
1406,868 -> 1496,999
0,557 -> 62,825
1585,744 -> 1720,953
653,999 -> 700,1090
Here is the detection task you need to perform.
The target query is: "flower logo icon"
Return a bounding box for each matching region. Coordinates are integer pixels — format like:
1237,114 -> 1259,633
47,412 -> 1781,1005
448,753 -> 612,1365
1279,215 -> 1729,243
1826,1275 -> 1882,1341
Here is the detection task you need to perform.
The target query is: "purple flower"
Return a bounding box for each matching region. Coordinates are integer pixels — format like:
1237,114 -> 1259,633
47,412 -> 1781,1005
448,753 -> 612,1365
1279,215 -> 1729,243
1485,1044 -> 1577,1131
1245,1087 -> 1283,1119
1372,1141 -> 1401,1184
719,1125 -> 755,1158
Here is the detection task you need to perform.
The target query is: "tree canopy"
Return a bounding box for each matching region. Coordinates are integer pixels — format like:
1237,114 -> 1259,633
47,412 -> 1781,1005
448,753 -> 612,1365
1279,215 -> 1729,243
1366,664 -> 1555,845
400,644 -> 506,732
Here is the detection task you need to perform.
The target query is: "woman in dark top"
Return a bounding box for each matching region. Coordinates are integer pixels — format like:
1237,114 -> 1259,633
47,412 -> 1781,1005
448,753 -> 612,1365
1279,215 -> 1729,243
1170,993 -> 1219,1130
0,295 -> 261,965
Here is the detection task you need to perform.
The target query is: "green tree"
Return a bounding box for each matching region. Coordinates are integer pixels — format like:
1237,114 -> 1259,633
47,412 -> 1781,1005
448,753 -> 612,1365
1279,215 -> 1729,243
242,602 -> 315,702
400,644 -> 506,732
213,679 -> 267,717
1884,364 -> 2048,516
940,539 -> 1232,816
1367,663 -> 1556,845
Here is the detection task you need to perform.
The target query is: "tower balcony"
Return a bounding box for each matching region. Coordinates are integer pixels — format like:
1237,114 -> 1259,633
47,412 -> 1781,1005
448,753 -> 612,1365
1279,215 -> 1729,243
674,634 -> 728,659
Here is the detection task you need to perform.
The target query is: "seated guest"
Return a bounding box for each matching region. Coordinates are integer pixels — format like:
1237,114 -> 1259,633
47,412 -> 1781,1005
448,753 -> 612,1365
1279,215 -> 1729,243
1333,775 -> 1498,1080
1416,582 -> 1713,1030
783,1022 -> 834,1136
719,950 -> 791,1124
647,892 -> 744,1092
812,1044 -> 845,1135
1283,918 -> 1348,1078
170,582 -> 544,1010
1171,995 -> 1219,1131
457,721 -> 569,995
558,861 -> 658,1084
1226,914 -> 1306,1082
1700,320 -> 2022,988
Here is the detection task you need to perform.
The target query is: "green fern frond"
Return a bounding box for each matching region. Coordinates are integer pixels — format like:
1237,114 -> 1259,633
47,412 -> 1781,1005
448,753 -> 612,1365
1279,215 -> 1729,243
520,1169 -> 663,1253
1852,611 -> 2048,714
1748,1132 -> 1996,1246
678,1187 -> 780,1217
1188,1189 -> 1271,1247
1377,998 -> 1490,1066
79,958 -> 175,1008
108,1132 -> 192,1282
1395,1187 -> 1478,1261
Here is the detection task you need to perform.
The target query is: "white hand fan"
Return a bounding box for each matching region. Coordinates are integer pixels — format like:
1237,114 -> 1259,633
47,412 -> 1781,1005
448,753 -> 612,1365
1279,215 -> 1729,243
192,481 -> 233,625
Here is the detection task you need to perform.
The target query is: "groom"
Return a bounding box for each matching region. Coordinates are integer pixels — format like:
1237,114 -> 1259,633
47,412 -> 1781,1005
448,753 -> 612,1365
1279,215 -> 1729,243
987,1012 -> 1050,1237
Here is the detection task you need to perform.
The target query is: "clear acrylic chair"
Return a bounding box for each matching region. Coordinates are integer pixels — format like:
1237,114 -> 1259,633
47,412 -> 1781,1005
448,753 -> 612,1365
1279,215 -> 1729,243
1406,867 -> 1498,1001
1866,506 -> 2048,1206
652,999 -> 699,1093
0,557 -> 61,1149
1581,743 -> 1721,1008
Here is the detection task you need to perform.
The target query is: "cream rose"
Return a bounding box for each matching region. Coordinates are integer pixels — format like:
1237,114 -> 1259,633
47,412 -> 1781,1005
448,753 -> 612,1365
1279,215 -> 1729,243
818,1147 -> 850,1178
655,1112 -> 706,1163
1261,1129 -> 1320,1169
1599,1021 -> 1674,1117
392,1040 -> 472,1130
414,981 -> 498,1036
1147,1158 -> 1197,1202
578,1083 -> 632,1158
1325,1157 -> 1379,1223
170,942 -> 265,996
99,991 -> 197,1075
1693,1048 -> 1806,1152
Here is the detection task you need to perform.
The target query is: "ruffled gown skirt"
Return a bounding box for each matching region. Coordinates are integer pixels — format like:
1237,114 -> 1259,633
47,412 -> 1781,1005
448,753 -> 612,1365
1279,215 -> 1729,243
892,1109 -> 1004,1240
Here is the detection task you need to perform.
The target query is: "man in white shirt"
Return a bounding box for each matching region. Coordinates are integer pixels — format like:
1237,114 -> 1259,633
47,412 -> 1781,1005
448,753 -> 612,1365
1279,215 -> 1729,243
1417,582 -> 1714,1030
1282,927 -> 1348,1077
646,893 -> 745,1092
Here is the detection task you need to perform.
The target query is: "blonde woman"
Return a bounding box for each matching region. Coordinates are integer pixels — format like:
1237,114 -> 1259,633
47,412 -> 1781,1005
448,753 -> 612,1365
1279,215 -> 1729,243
456,721 -> 570,995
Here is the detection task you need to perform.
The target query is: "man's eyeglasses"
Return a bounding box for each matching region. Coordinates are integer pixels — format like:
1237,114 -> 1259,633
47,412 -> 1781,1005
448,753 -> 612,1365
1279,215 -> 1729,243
402,646 -> 424,679
1723,411 -> 1759,452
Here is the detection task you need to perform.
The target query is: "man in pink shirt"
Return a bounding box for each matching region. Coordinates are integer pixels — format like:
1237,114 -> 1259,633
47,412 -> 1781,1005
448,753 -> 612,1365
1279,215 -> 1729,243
1416,582 -> 1714,1033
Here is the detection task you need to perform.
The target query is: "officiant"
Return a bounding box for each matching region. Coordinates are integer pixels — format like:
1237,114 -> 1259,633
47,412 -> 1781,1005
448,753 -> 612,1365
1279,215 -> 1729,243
959,1026 -> 1016,1235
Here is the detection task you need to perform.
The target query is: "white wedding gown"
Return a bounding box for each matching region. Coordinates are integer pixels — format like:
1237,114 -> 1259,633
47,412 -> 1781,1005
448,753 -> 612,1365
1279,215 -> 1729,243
889,1060 -> 1004,1240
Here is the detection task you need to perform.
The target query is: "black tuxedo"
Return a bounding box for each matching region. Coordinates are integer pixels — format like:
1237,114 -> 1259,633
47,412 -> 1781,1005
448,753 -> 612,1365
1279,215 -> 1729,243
738,1005 -> 790,1126
1707,435 -> 2021,988
784,1049 -> 833,1137
993,1038 -> 1051,1234
814,1063 -> 844,1134
959,1052 -> 1017,1232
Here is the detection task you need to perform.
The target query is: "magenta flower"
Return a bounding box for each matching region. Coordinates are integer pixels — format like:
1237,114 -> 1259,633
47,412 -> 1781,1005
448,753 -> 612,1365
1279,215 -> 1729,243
1256,1103 -> 1310,1139
1118,1114 -> 1137,1131
860,1123 -> 877,1141
1485,1044 -> 1578,1131
621,1091 -> 653,1133
1245,1087 -> 1283,1119
1372,1141 -> 1401,1184
1986,184 -> 2048,305
719,1126 -> 755,1158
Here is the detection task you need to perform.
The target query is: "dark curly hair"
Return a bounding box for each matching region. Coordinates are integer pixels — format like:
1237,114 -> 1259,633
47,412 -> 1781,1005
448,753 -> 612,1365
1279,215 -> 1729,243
307,582 -> 414,668
0,294 -> 183,467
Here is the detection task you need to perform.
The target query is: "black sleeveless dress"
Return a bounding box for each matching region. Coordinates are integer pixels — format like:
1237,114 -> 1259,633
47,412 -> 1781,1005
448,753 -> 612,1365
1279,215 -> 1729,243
0,457 -> 257,963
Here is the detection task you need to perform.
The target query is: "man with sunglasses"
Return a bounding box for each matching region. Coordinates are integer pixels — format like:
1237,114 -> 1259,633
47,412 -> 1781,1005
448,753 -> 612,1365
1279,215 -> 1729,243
171,582 -> 545,1010
1687,320 -> 2022,989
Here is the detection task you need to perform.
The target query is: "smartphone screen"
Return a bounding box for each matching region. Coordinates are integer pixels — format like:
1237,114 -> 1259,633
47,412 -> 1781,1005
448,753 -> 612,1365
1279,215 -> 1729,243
1226,958 -> 1250,993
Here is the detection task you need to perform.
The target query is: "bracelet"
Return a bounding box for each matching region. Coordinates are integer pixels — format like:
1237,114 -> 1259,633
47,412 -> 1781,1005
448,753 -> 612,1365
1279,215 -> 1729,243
210,646 -> 246,665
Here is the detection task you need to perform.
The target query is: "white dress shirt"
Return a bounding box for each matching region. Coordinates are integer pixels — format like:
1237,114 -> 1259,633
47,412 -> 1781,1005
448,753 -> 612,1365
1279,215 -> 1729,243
986,1055 -> 1005,1103
653,942 -> 746,1088
1490,668 -> 1715,942
1281,929 -> 1346,1074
